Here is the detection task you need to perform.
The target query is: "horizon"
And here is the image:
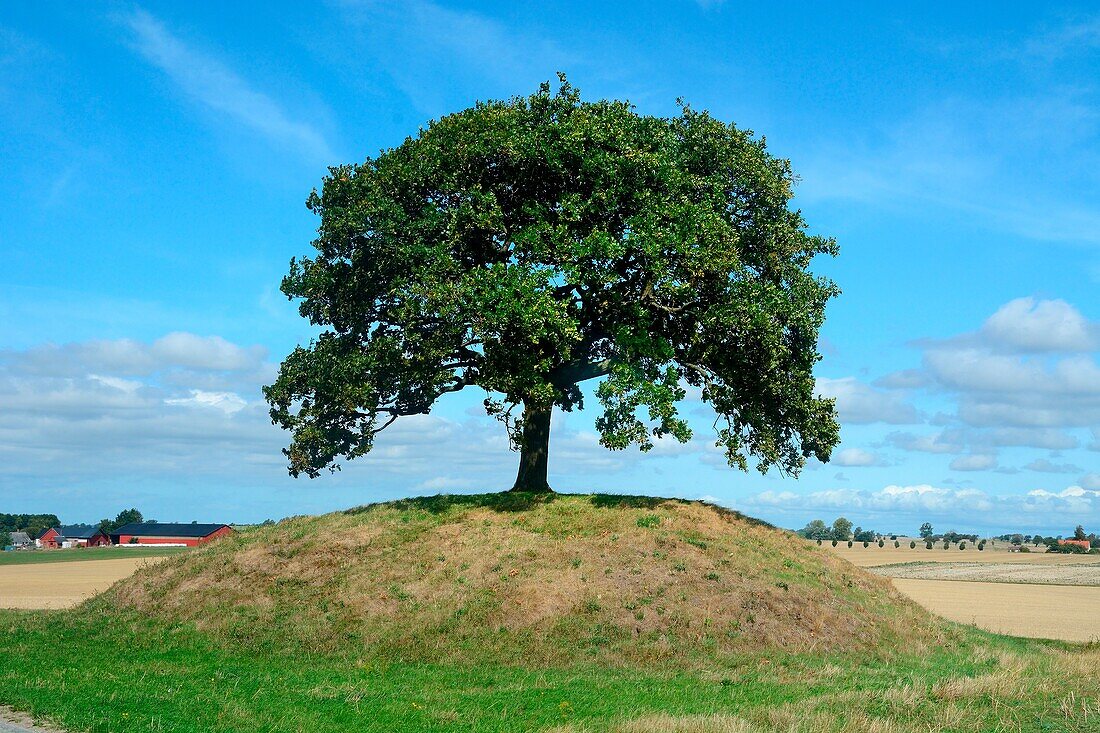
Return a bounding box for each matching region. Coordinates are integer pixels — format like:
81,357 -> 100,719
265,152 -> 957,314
2,1 -> 1098,535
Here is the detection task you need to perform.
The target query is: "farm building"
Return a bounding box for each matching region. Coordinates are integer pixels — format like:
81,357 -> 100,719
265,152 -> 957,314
8,531 -> 31,548
37,526 -> 111,549
1058,539 -> 1091,551
110,522 -> 233,547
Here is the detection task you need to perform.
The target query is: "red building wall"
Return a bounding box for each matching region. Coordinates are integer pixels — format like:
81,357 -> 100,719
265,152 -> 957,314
38,528 -> 60,549
116,526 -> 233,546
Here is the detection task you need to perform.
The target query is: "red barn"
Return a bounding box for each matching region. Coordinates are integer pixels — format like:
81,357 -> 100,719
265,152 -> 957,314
37,527 -> 60,549
109,522 -> 233,547
38,526 -> 111,548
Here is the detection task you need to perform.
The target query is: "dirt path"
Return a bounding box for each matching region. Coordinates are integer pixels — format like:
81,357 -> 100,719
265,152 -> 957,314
0,557 -> 163,609
0,708 -> 66,733
890,578 -> 1100,642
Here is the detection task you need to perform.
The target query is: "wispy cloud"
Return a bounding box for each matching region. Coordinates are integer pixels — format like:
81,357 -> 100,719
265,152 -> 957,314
120,8 -> 334,164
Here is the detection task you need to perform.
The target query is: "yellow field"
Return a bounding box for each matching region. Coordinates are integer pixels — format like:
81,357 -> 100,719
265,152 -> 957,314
824,541 -> 1091,567
0,557 -> 163,609
890,578 -> 1100,642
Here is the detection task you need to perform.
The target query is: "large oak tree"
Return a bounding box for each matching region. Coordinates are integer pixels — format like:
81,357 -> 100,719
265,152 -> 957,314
265,78 -> 840,492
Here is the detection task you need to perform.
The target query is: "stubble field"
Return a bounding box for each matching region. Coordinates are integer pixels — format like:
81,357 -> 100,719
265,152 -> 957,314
821,541 -> 1100,641
0,557 -> 168,609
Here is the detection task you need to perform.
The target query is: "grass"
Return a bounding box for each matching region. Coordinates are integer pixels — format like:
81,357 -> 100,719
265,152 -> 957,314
2,493 -> 1098,731
0,547 -> 189,566
1,609 -> 1097,732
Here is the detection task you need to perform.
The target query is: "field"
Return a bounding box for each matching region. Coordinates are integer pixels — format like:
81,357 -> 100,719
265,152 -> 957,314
890,578 -> 1100,643
870,561 -> 1100,586
824,542 -> 1093,567
0,547 -> 188,566
2,496 -> 1099,732
0,557 -> 171,610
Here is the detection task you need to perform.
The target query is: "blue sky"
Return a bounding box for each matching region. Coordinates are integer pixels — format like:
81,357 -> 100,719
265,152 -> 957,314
1,1 -> 1097,534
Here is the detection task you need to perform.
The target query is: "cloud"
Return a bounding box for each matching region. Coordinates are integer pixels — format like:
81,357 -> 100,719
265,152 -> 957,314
1081,473 -> 1100,490
1024,458 -> 1083,474
893,297 -> 1100,429
832,448 -> 887,467
949,454 -> 997,472
981,297 -> 1098,353
121,8 -> 333,163
165,389 -> 247,415
736,482 -> 1100,532
816,377 -> 920,425
886,430 -> 964,454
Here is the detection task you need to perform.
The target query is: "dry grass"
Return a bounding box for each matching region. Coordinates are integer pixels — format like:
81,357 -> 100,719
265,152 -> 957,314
105,493 -> 945,666
0,557 -> 166,609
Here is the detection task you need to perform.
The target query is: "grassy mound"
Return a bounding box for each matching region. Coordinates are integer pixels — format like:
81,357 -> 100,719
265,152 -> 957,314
107,493 -> 944,666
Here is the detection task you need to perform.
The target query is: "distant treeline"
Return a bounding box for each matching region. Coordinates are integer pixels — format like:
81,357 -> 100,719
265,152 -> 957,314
0,513 -> 61,540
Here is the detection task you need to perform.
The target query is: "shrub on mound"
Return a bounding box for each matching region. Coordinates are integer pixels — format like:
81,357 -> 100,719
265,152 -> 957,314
105,494 -> 942,668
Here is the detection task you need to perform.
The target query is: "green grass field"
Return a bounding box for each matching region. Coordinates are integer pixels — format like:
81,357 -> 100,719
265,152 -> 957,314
0,547 -> 189,566
1,609 -> 1096,732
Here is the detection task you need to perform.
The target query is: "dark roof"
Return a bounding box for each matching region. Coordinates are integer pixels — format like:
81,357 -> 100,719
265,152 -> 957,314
111,522 -> 229,538
9,532 -> 30,544
58,525 -> 103,539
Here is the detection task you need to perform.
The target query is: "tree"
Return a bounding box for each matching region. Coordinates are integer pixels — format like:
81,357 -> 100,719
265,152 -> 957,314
919,522 -> 933,540
0,531 -> 10,549
798,519 -> 830,540
263,77 -> 841,493
831,517 -> 853,541
98,508 -> 144,534
1074,525 -> 1087,541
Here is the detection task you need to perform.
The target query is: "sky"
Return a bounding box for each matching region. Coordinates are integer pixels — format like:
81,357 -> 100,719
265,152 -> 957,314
1,1 -> 1098,535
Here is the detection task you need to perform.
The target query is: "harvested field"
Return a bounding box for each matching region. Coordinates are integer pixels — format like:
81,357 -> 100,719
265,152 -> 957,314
890,578 -> 1100,642
0,558 -> 165,610
823,542 -> 1093,567
871,560 -> 1100,586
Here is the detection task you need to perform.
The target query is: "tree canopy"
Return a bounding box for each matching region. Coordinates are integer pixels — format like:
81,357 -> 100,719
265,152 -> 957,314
265,77 -> 840,491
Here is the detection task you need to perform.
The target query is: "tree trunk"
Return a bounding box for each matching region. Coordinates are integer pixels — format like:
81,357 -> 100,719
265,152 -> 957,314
511,401 -> 553,493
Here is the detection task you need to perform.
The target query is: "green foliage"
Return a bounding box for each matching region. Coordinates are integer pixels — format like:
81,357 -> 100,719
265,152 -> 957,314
263,77 -> 840,483
847,540 -> 853,548
99,508 -> 145,534
0,531 -> 10,548
925,542 -> 933,550
0,513 -> 60,542
909,541 -> 915,549
636,514 -> 660,529
797,518 -> 829,540
919,522 -> 933,540
1074,525 -> 1087,541
831,517 -> 852,541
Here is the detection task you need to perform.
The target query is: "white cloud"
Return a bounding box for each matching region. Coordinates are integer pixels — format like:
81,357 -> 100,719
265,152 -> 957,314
832,448 -> 886,467
949,454 -> 997,472
121,8 -> 333,163
816,377 -> 920,425
981,297 -> 1098,353
1081,473 -> 1100,490
165,389 -> 247,415
1022,458 -> 1083,474
739,483 -> 1100,532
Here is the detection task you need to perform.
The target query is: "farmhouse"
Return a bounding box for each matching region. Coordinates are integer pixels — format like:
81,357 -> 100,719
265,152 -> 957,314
8,531 -> 31,548
38,526 -> 111,549
1058,539 -> 1091,551
110,522 -> 233,547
